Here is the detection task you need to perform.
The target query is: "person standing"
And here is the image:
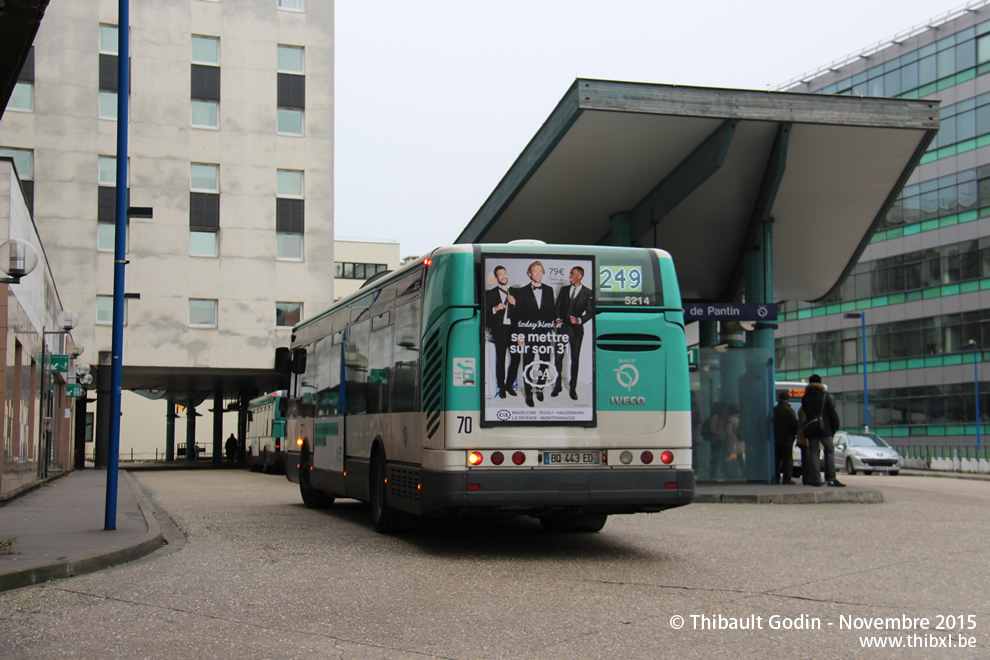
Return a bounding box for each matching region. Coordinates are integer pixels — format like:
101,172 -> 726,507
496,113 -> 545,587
773,391 -> 798,484
799,374 -> 844,487
484,265 -> 518,398
225,433 -> 238,464
551,266 -> 592,400
511,260 -> 557,407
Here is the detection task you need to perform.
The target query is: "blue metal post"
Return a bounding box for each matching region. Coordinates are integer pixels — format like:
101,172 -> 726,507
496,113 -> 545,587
861,313 -> 868,431
105,0 -> 129,531
974,341 -> 982,450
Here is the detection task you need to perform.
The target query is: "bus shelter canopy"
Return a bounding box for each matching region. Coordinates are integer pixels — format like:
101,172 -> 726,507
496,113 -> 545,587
456,79 -> 938,303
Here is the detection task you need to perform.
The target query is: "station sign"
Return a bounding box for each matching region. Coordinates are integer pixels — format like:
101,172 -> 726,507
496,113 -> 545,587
66,383 -> 83,398
687,347 -> 699,368
683,303 -> 777,322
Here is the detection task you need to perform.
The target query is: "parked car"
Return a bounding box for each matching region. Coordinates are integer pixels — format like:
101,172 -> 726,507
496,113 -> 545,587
834,431 -> 901,475
792,431 -> 901,477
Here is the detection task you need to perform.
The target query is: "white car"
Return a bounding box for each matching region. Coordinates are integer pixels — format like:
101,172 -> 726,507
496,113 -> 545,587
834,431 -> 901,475
792,431 -> 901,477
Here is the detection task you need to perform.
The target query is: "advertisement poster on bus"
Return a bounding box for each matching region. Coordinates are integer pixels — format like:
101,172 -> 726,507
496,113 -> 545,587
481,254 -> 595,426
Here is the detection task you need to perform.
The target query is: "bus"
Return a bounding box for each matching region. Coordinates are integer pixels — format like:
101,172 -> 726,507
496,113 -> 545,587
245,390 -> 288,473
279,243 -> 694,532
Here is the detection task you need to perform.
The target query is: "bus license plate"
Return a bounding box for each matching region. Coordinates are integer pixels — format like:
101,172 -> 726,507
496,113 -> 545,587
542,451 -> 601,466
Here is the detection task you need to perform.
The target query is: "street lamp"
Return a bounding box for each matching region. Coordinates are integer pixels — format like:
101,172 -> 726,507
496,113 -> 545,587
845,312 -> 869,431
968,339 -> 981,450
38,310 -> 78,479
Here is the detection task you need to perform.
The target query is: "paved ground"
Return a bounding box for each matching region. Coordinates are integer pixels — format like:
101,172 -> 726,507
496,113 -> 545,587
0,469 -> 987,658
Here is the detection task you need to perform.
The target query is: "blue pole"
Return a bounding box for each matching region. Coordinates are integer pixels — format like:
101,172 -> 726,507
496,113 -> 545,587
105,0 -> 129,531
975,342 -> 981,451
861,312 -> 868,432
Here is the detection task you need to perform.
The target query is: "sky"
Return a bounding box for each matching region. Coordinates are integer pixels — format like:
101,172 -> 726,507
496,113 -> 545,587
334,0 -> 969,259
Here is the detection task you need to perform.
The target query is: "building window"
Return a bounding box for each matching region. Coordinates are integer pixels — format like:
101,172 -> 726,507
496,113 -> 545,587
278,45 -> 304,74
190,229 -> 218,256
98,223 -> 116,251
1,147 -> 32,179
277,169 -> 303,197
99,156 -> 116,185
191,35 -> 219,65
276,302 -> 302,327
191,100 -> 219,128
276,233 -> 303,260
96,295 -> 127,325
191,163 -> 219,192
100,25 -> 118,54
189,299 -> 217,327
277,108 -> 303,135
99,91 -> 118,120
9,82 -> 32,111
278,0 -> 304,11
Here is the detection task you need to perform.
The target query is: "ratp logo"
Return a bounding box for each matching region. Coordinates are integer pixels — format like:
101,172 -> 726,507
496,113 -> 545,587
614,364 -> 639,391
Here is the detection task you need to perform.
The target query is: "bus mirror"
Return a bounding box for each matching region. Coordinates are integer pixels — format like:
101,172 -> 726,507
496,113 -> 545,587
292,347 -> 308,374
275,347 -> 292,374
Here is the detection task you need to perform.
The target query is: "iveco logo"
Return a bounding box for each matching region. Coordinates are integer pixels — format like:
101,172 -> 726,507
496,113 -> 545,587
611,396 -> 646,405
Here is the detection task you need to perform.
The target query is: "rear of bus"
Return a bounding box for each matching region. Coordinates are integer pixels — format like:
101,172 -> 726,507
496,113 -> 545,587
414,244 -> 694,527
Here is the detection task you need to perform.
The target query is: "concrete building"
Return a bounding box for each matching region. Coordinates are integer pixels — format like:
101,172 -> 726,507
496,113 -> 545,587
776,1 -> 990,446
0,0 -> 334,459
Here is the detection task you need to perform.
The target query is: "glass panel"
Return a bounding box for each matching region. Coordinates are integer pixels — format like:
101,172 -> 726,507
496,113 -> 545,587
190,163 -> 218,191
191,36 -> 219,65
99,156 -> 116,185
937,47 -> 956,78
868,77 -> 884,97
99,91 -> 118,119
9,82 -> 32,111
96,296 -> 114,324
189,299 -> 217,326
190,230 -> 217,256
919,54 -> 937,85
276,302 -> 302,327
957,108 -> 977,142
100,25 -> 118,54
98,223 -> 115,251
0,148 -> 32,178
191,100 -> 218,128
277,108 -> 303,135
956,37 -> 976,71
277,170 -> 303,197
900,61 -> 919,91
883,70 -> 900,97
278,0 -> 304,10
276,233 -> 303,260
278,46 -> 304,73
980,34 -> 990,64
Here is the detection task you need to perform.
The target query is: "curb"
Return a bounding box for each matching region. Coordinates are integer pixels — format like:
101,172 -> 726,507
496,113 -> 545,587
0,472 -> 165,593
693,488 -> 884,504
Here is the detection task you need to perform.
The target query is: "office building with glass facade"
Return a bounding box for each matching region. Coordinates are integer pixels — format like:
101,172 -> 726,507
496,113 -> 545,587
776,1 -> 990,446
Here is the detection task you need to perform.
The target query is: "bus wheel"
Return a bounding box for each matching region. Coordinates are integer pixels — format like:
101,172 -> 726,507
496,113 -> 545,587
540,514 -> 608,533
299,457 -> 333,509
370,449 -> 397,533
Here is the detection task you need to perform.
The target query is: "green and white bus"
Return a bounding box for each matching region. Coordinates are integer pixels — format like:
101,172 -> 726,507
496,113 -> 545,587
245,390 -> 288,473
280,243 -> 694,532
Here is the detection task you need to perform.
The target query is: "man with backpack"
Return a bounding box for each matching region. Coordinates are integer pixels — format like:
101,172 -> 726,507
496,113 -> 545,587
799,374 -> 844,487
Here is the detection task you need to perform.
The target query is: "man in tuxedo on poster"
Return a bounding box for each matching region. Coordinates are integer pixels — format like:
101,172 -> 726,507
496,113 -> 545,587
484,264 -> 519,399
511,260 -> 557,407
552,265 -> 592,400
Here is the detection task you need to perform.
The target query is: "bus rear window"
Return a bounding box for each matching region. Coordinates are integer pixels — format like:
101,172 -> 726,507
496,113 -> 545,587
595,251 -> 663,307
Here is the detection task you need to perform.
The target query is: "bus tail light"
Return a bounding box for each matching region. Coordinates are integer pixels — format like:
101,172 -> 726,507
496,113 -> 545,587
468,451 -> 483,466
640,451 -> 654,465
512,451 -> 526,465
660,450 -> 674,465
491,451 -> 504,465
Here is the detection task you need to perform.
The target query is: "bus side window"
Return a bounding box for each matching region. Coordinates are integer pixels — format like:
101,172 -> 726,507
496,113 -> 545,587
345,321 -> 370,414
392,299 -> 422,413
